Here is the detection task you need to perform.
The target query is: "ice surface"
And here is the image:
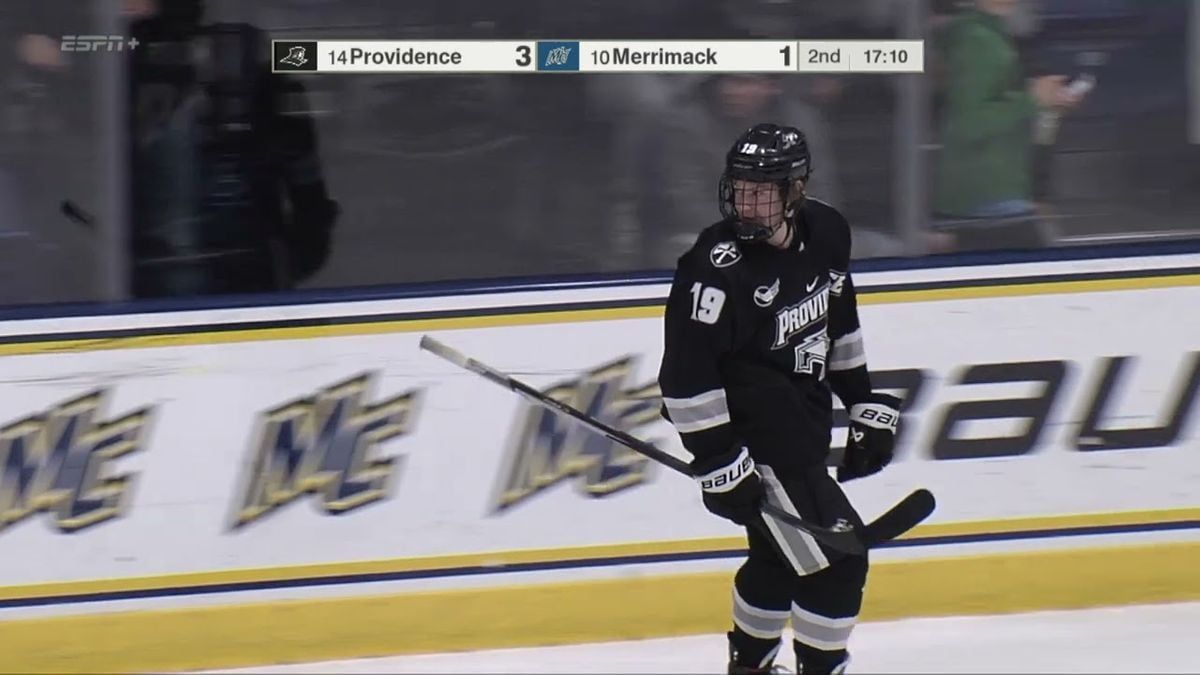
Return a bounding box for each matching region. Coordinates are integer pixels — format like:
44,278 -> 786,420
214,601 -> 1200,673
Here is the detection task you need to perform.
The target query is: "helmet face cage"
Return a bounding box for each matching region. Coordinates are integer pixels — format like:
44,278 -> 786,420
719,174 -> 792,241
718,124 -> 812,241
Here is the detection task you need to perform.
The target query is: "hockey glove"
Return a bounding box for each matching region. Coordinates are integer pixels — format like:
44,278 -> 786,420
838,393 -> 902,483
692,445 -> 764,527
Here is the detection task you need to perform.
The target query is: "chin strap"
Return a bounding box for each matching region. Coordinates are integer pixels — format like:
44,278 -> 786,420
766,217 -> 795,246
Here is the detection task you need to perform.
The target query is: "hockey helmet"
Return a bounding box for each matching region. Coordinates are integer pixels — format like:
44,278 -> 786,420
719,123 -> 812,241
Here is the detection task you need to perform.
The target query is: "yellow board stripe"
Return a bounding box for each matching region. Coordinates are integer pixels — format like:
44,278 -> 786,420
857,272 -> 1200,305
0,306 -> 666,358
0,535 -> 738,601
893,505 -> 1200,538
2,506 -> 1197,603
1,273 -> 1198,357
6,540 -> 1200,673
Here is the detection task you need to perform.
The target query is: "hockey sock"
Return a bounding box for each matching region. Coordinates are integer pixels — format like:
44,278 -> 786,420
794,640 -> 849,674
729,558 -> 792,668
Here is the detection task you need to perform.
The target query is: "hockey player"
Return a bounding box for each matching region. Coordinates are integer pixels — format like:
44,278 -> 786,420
657,123 -> 902,674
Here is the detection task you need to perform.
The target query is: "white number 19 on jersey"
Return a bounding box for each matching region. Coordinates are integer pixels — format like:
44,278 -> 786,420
689,283 -> 726,325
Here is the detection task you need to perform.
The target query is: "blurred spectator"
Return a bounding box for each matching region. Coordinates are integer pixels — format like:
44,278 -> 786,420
127,0 -> 338,298
0,167 -> 40,305
932,0 -> 1086,251
1192,0 -> 1200,145
1,1 -> 93,147
635,74 -> 845,268
0,167 -> 18,225
1,0 -> 102,306
2,0 -> 1194,299
0,167 -> 23,249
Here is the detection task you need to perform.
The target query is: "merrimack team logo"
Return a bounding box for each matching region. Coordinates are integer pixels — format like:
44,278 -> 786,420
490,356 -> 662,512
710,241 -> 742,268
537,41 -> 580,71
229,374 -> 422,529
0,390 -> 152,534
545,46 -> 572,67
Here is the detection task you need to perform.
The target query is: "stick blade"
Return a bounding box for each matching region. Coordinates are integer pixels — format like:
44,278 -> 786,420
863,488 -> 936,547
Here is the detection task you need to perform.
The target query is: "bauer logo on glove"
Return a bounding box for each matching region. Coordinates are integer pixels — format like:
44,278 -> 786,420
838,393 -> 902,483
692,446 -> 764,526
698,450 -> 754,492
852,404 -> 898,429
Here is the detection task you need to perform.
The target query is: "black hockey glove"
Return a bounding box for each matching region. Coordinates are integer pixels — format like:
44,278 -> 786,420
838,393 -> 902,483
692,445 -> 764,527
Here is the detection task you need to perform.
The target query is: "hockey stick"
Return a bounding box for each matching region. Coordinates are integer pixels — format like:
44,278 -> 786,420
419,336 -> 934,556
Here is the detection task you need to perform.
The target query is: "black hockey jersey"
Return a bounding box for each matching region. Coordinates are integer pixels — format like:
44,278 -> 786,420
657,199 -> 873,475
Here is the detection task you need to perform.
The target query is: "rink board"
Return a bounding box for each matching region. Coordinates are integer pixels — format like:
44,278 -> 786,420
1,252 -> 1199,672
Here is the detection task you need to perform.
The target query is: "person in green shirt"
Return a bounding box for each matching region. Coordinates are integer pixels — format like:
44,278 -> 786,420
933,0 -> 1085,250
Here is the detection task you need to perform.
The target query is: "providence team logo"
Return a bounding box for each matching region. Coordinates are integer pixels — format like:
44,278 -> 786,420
272,41 -> 318,72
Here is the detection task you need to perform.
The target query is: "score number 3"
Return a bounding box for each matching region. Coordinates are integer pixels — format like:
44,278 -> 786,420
690,283 -> 726,325
515,45 -> 532,67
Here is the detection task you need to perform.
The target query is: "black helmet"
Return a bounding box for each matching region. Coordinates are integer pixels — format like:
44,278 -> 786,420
719,123 -> 812,241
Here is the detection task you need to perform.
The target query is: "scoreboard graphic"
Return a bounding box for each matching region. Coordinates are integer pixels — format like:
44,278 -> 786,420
271,40 -> 924,74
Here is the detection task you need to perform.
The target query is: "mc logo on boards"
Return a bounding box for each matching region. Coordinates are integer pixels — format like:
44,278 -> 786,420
0,390 -> 151,534
229,373 -> 423,529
